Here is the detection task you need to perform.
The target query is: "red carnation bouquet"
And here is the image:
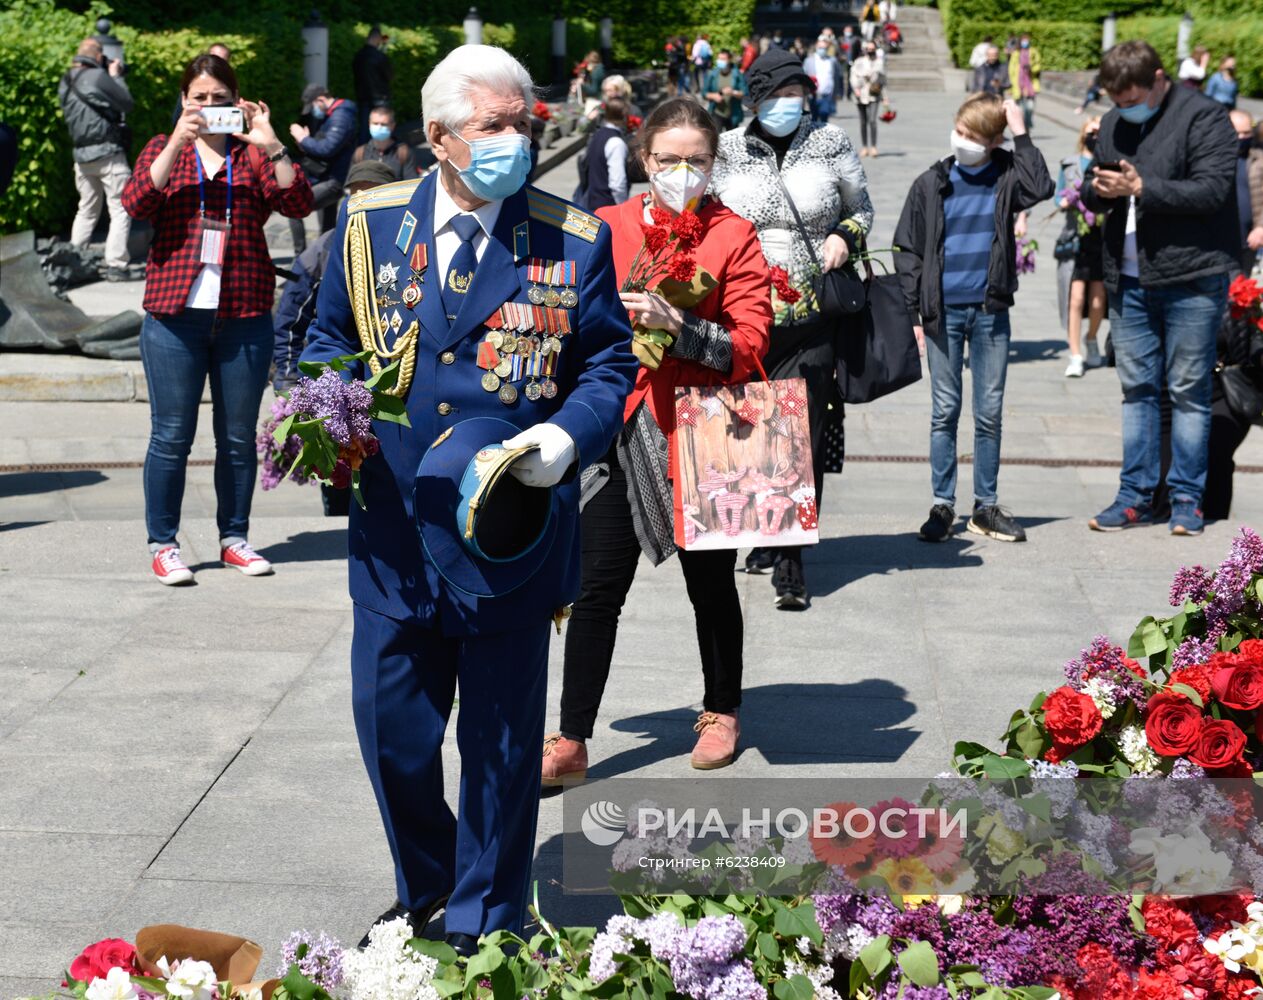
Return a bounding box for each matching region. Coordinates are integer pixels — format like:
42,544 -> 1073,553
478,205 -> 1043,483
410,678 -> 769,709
622,206 -> 707,369
627,114 -> 643,132
769,265 -> 801,306
1229,274 -> 1263,331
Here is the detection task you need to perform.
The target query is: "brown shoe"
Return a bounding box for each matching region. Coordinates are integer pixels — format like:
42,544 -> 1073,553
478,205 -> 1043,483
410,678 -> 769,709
691,711 -> 740,770
542,732 -> 588,787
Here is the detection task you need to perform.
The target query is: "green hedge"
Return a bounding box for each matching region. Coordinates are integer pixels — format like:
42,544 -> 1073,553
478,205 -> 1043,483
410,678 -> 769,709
1114,14 -> 1263,99
947,19 -> 1101,73
0,1 -> 609,235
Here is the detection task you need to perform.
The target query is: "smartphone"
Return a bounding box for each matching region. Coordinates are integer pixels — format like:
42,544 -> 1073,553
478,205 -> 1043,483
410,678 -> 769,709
1094,160 -> 1123,173
201,105 -> 244,134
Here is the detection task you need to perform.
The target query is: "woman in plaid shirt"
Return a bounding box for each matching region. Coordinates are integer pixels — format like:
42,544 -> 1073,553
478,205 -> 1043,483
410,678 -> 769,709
123,53 -> 313,586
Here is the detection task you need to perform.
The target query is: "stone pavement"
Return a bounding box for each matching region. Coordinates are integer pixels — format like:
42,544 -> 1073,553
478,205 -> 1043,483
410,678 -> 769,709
4,82 -> 1263,998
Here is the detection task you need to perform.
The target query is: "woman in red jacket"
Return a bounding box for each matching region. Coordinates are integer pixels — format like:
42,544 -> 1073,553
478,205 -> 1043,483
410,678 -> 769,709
122,54 -> 313,586
542,98 -> 772,784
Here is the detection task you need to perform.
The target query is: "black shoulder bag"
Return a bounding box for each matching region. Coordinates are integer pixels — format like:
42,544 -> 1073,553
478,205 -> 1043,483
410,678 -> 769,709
771,169 -> 867,319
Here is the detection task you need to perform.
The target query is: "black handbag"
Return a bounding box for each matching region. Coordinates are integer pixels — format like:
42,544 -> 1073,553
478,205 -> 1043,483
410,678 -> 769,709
772,169 -> 867,318
1218,364 -> 1263,426
835,270 -> 923,404
1054,231 -> 1080,262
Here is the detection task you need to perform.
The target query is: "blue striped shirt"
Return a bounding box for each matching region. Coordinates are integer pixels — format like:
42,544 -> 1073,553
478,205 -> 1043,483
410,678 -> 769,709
942,160 -> 999,306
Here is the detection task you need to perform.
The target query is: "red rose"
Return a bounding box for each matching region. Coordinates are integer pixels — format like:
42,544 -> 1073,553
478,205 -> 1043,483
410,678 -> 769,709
1042,686 -> 1103,759
1168,664 -> 1212,704
641,224 -> 670,255
329,460 -> 352,489
666,253 -> 697,283
69,939 -> 140,984
1189,718 -> 1247,770
1144,691 -> 1205,757
670,210 -> 703,249
1209,652 -> 1263,710
1236,638 -> 1263,668
1228,275 -> 1262,318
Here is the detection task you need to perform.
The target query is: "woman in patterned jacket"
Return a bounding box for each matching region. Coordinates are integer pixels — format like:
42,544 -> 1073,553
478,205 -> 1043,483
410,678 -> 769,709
710,46 -> 873,609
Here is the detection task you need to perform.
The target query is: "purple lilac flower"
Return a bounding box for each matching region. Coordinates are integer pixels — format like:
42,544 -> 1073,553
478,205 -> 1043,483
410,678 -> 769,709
814,893 -> 898,937
1171,635 -> 1219,669
1170,758 -> 1206,781
257,395 -> 310,490
1063,635 -> 1147,708
1203,527 -> 1263,642
275,930 -> 345,988
1011,891 -> 1149,969
878,983 -> 951,1000
1169,564 -> 1214,607
288,370 -> 375,449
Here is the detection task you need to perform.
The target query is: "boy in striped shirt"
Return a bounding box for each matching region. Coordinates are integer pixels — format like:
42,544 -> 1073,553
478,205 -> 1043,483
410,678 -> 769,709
894,93 -> 1054,543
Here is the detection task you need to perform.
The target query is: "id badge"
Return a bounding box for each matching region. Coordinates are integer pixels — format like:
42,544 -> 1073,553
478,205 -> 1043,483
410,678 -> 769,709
193,217 -> 230,265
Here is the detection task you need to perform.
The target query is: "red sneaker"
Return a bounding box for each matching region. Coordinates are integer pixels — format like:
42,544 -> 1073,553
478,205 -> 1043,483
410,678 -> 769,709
220,540 -> 274,576
152,546 -> 194,586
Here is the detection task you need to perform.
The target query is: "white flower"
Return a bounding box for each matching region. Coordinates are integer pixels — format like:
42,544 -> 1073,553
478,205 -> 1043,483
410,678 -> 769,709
1119,725 -> 1160,773
342,916 -> 440,1000
85,968 -> 138,1000
163,959 -> 217,1000
1131,827 -> 1233,893
937,894 -> 965,916
1082,677 -> 1119,719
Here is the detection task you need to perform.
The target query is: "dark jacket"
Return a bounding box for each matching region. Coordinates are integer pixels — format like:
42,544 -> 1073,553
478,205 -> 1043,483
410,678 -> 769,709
352,44 -> 392,111
299,98 -> 358,184
1083,81 -> 1238,291
352,138 -> 418,181
273,228 -> 336,390
58,57 -> 133,163
893,134 -> 1054,336
972,61 -> 1009,97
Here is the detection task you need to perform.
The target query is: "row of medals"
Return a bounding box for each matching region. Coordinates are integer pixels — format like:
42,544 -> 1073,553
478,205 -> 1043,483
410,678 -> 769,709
480,326 -> 564,404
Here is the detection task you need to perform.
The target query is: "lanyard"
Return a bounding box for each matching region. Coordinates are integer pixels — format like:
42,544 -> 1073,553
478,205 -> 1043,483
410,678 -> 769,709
193,144 -> 232,226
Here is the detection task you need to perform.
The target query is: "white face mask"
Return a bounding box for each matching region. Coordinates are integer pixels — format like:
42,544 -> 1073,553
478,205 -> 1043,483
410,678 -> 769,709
650,161 -> 710,214
950,130 -> 990,167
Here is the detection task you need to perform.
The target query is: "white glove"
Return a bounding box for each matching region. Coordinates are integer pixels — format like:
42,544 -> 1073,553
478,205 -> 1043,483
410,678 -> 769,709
501,423 -> 577,488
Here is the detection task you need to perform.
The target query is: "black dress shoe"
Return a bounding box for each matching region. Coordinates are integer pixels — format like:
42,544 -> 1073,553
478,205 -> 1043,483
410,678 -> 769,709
446,931 -> 480,958
358,894 -> 451,948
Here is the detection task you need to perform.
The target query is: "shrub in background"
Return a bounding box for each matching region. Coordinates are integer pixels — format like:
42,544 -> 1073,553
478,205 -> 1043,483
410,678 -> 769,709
947,18 -> 1100,73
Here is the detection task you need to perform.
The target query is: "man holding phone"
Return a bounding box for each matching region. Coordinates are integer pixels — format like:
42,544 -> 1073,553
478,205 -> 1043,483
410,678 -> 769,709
1084,40 -> 1239,537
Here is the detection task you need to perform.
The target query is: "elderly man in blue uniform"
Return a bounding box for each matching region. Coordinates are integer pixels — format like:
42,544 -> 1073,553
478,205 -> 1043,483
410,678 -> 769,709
302,44 -> 636,954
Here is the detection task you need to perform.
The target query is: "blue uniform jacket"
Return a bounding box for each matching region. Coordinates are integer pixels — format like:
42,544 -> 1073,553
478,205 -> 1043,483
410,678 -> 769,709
302,170 -> 636,635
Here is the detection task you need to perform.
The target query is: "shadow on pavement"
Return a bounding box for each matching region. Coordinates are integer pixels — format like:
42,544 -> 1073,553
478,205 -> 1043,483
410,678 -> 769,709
259,529 -> 347,563
0,469 -> 107,497
0,520 -> 50,532
1006,339 -> 1065,363
574,678 -> 917,780
804,531 -> 984,597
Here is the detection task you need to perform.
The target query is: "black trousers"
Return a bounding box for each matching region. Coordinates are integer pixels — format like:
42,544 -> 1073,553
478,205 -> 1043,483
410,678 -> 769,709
759,321 -> 842,563
559,446 -> 744,740
1154,391 -> 1253,521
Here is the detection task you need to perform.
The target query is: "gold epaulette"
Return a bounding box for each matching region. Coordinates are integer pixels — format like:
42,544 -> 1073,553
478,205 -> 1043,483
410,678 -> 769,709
526,187 -> 601,243
347,177 -> 423,214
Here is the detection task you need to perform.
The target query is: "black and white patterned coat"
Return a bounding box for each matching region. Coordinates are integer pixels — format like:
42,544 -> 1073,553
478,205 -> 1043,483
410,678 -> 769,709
710,118 -> 874,323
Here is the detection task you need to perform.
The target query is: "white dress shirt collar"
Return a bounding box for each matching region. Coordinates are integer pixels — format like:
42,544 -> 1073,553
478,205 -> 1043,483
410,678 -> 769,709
433,171 -> 504,240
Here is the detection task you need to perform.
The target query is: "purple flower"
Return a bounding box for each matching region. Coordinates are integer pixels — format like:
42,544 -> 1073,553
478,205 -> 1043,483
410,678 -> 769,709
1202,527 -> 1263,642
1170,564 -> 1214,607
289,370 -> 376,449
275,930 -> 344,989
1172,635 -> 1218,669
1063,635 -> 1147,708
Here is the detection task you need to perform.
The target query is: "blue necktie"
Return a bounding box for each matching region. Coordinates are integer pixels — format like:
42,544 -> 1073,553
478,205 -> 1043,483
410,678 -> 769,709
442,214 -> 482,322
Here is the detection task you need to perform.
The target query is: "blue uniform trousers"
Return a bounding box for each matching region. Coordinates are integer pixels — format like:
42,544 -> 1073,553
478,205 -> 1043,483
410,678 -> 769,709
350,603 -> 550,935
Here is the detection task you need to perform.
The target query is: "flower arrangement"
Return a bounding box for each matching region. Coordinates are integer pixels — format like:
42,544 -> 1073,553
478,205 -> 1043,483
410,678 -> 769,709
1016,236 -> 1039,275
1229,275 -> 1263,332
256,352 -> 409,509
623,205 -> 704,369
1057,178 -> 1100,235
628,114 -> 643,132
532,100 -> 552,122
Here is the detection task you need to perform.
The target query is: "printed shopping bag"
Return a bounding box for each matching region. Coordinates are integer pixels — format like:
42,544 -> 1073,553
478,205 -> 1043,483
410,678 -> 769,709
672,377 -> 818,551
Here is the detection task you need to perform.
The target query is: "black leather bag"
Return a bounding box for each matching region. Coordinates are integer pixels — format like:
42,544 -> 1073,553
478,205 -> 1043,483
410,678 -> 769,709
835,271 -> 923,404
773,169 -> 867,318
1219,364 -> 1263,426
1054,231 -> 1080,262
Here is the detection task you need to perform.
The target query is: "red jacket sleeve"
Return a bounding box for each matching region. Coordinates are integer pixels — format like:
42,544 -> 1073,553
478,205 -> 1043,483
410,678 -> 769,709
121,136 -> 169,221
715,214 -> 773,382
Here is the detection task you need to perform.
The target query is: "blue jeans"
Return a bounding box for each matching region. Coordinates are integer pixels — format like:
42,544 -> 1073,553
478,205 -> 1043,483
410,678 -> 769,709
140,309 -> 272,546
1109,274 -> 1226,507
811,94 -> 835,122
926,305 -> 1012,508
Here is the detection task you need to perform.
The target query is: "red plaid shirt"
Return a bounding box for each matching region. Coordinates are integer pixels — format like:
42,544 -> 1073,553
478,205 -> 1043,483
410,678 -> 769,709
123,136 -> 314,318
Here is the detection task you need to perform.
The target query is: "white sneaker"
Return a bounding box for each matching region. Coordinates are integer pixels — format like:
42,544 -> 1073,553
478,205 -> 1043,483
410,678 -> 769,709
221,540 -> 274,576
152,545 -> 194,586
1064,355 -> 1085,378
1085,340 -> 1102,368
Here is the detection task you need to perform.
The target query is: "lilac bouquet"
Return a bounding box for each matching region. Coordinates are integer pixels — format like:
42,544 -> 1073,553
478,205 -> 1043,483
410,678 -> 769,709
1015,236 -> 1039,275
1057,177 -> 1100,235
257,351 -> 409,509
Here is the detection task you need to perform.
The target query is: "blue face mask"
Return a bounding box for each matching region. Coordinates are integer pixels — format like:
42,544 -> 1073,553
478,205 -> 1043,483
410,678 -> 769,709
758,96 -> 803,137
369,123 -> 392,141
311,103 -> 327,121
716,59 -> 730,71
1020,40 -> 1030,49
450,130 -> 532,202
1117,92 -> 1160,125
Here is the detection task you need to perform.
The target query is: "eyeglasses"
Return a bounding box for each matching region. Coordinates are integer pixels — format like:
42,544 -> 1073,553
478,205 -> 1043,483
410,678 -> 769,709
649,152 -> 715,170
